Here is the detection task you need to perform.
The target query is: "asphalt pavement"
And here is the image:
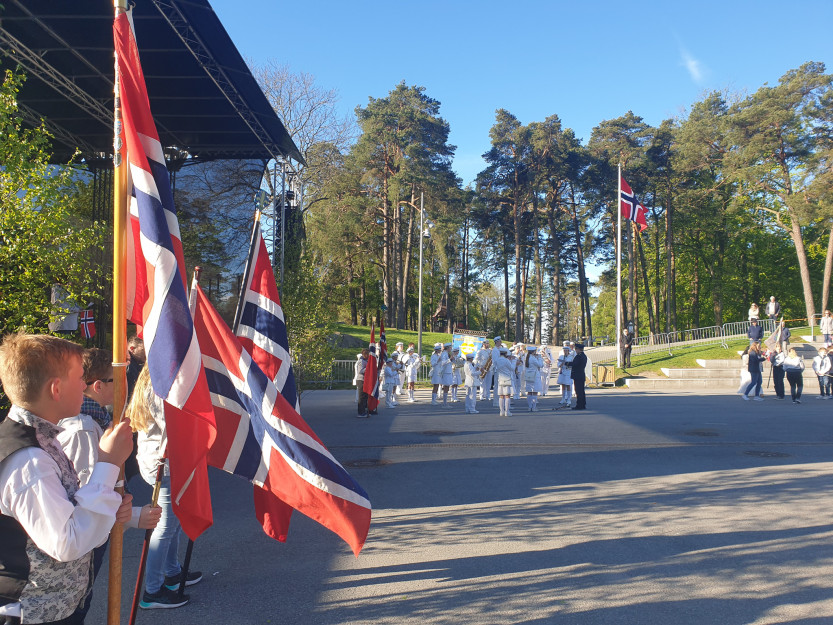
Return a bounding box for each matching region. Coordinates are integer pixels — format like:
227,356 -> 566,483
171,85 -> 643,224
89,385 -> 833,624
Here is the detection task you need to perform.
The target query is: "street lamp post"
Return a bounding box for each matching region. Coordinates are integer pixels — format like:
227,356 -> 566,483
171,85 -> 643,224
417,192 -> 424,356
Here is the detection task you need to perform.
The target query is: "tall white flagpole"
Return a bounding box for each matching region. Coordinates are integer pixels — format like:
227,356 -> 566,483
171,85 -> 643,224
616,163 -> 622,369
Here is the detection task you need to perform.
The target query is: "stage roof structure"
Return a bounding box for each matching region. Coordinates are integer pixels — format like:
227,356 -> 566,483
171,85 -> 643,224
0,0 -> 303,164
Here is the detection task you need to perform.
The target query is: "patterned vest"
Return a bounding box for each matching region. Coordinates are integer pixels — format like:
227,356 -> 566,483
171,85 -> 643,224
1,407 -> 93,623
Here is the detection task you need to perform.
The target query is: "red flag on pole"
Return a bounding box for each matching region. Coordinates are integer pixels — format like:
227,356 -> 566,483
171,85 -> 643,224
363,324 -> 379,413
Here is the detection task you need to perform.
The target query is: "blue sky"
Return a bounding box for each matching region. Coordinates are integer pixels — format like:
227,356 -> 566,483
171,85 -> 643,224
210,0 -> 832,186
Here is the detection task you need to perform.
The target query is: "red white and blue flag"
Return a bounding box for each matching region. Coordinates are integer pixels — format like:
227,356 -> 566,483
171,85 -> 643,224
236,224 -> 300,413
79,309 -> 96,339
620,176 -> 649,232
193,284 -> 371,555
363,324 -> 379,413
115,11 -> 217,539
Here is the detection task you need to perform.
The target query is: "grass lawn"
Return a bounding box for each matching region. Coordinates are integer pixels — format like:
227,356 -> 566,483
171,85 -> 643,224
332,323 -> 452,360
615,338 -> 751,380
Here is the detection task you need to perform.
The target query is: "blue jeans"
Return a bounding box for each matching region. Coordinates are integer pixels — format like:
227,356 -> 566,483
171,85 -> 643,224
744,370 -> 762,397
144,476 -> 182,594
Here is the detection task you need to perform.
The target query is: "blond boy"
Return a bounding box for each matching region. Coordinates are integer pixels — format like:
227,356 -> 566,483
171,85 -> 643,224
0,333 -> 133,624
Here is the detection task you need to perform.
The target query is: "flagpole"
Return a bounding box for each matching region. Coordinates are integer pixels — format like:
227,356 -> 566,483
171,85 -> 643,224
232,209 -> 262,334
109,2 -> 129,623
616,163 -> 622,369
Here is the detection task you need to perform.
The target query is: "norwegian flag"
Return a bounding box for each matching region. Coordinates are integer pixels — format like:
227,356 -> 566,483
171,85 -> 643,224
115,11 -> 217,539
363,324 -> 379,413
236,224 -> 300,413
620,176 -> 649,232
194,284 -> 371,555
79,309 -> 96,339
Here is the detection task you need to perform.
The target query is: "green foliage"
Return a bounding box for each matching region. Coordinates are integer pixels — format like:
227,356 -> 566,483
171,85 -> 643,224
0,70 -> 105,334
281,256 -> 338,393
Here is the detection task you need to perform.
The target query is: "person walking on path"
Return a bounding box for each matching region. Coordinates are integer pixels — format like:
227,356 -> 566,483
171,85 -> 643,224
747,319 -> 764,346
769,344 -> 786,400
812,347 -> 831,399
620,329 -> 634,368
742,343 -> 765,401
571,343 -> 588,410
820,310 -> 833,345
783,347 -> 805,404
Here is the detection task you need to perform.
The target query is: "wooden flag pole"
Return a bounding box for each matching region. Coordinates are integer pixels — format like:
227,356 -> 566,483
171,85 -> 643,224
128,454 -> 166,625
109,1 -> 129,623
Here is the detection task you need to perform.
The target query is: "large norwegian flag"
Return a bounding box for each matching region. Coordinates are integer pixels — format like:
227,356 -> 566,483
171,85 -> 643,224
193,284 -> 371,555
236,224 -> 300,413
115,11 -> 217,539
620,176 -> 649,232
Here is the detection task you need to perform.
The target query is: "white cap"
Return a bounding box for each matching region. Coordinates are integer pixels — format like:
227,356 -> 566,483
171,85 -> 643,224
499,347 -> 508,354
465,352 -> 474,359
526,345 -> 536,351
434,343 -> 442,350
407,346 -> 414,352
396,342 -> 404,347
494,336 -> 502,342
443,342 -> 452,348
452,346 -> 459,352
563,341 -> 570,346
386,357 -> 392,362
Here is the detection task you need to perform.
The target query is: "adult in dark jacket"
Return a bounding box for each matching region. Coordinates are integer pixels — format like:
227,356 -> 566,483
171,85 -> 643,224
770,345 -> 786,400
571,343 -> 588,410
747,319 -> 764,345
620,329 -> 634,368
743,343 -> 765,400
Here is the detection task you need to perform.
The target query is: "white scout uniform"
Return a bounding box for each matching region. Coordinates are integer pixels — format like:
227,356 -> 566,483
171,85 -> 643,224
539,346 -> 552,396
475,344 -> 491,400
490,340 -> 503,406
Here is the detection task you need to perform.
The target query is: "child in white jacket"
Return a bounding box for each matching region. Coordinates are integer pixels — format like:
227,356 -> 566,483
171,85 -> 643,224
463,353 -> 481,414
383,359 -> 398,408
812,347 -> 831,398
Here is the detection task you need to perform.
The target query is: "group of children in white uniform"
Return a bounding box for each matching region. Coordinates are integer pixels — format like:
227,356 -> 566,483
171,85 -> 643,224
353,337 -> 582,415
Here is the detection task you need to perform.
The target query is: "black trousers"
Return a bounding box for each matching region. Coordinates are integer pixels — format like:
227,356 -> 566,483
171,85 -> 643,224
772,366 -> 785,398
786,370 -> 803,400
621,347 -> 631,367
358,389 -> 368,415
574,378 -> 586,408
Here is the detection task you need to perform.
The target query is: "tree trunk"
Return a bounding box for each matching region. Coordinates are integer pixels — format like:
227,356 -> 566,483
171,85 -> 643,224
503,233 -> 511,340
570,192 -> 591,339
692,232 -> 700,328
533,207 -> 542,344
548,210 -> 561,345
821,221 -> 833,314
381,177 -> 391,325
398,199 -> 415,329
514,197 -> 523,342
627,219 -> 635,327
788,215 -> 816,326
665,189 -> 675,333
635,230 -> 657,336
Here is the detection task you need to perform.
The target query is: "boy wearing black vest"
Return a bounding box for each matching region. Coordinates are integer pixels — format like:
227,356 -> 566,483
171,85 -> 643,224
0,333 -> 134,624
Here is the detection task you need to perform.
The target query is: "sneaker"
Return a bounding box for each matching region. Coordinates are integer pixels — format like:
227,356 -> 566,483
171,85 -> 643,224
742,395 -> 750,401
164,570 -> 202,590
356,413 -> 369,418
753,396 -> 764,401
139,587 -> 190,610
817,396 -> 825,400
471,410 -> 479,414
796,399 -> 801,404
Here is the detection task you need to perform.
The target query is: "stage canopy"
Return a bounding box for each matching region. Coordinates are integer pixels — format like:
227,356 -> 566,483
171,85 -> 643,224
0,0 -> 303,164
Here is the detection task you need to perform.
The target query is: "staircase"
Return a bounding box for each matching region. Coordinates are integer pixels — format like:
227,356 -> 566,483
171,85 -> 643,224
624,338 -> 825,391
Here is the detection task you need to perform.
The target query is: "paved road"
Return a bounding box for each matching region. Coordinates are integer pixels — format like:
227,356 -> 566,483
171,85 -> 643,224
90,387 -> 833,624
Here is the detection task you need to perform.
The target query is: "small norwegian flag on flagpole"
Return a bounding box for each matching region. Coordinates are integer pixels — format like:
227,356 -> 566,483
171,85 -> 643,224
620,176 -> 649,232
79,309 -> 96,339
